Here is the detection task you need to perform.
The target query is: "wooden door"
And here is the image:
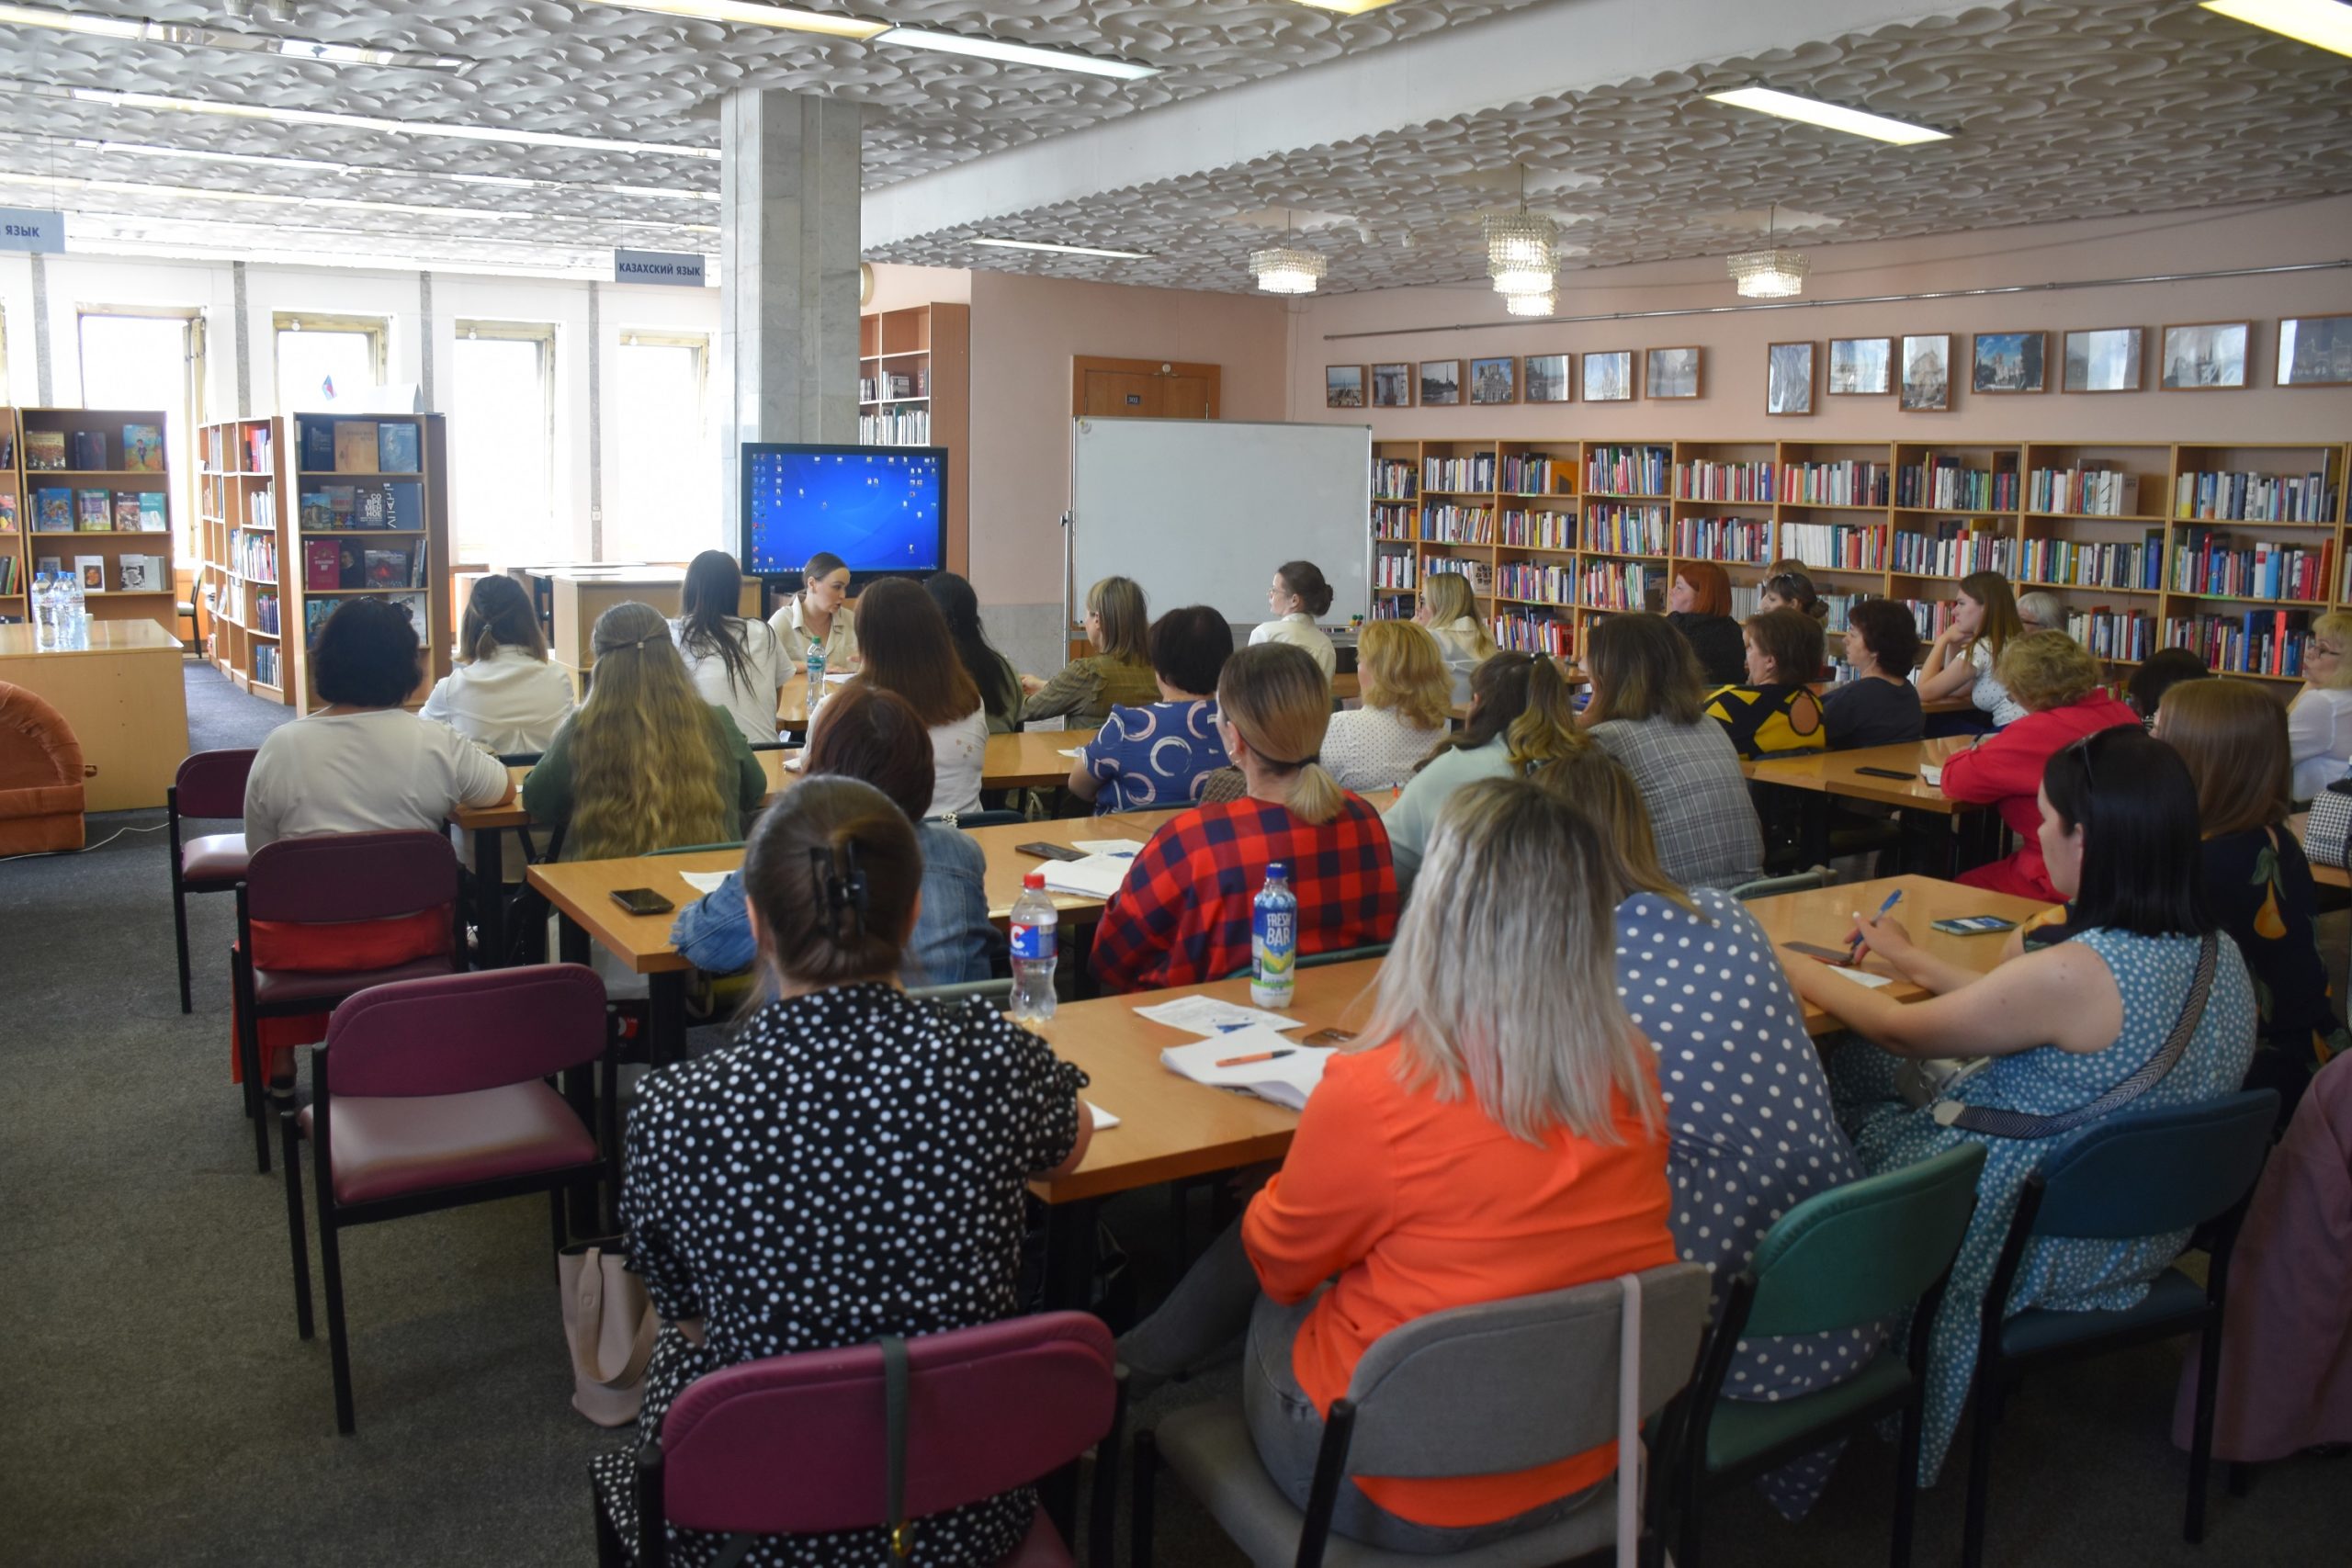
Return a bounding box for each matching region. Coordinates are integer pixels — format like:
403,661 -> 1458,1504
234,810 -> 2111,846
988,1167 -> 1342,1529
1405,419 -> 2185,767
1071,356 -> 1221,420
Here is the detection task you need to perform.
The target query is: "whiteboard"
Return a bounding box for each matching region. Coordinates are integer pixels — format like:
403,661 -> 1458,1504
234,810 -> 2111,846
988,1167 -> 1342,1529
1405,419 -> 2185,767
1070,418 -> 1373,630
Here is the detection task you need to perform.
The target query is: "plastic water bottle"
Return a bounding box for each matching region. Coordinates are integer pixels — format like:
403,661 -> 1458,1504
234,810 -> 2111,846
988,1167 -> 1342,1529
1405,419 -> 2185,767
805,639 -> 827,720
59,571 -> 86,648
1251,862 -> 1299,1010
31,572 -> 57,649
1009,870 -> 1058,1021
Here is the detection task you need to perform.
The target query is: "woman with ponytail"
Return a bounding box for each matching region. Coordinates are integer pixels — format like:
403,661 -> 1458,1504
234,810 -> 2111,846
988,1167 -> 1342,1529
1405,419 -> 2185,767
1091,642 -> 1396,993
669,549 -> 786,746
597,775 -> 1093,1565
420,573 -> 574,755
522,601 -> 766,861
1382,651 -> 1584,886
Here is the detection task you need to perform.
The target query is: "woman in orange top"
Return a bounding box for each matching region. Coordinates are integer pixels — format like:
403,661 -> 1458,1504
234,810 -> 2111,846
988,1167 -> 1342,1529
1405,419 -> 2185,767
1121,776 -> 1675,1552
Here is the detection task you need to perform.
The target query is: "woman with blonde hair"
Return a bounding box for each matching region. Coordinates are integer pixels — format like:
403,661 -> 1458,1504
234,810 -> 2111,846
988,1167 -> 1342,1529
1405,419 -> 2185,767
1383,650 -> 1584,885
1091,641 -> 1396,993
1416,570 -> 1496,701
1918,570 -> 2027,727
1116,777 -> 1673,1553
1320,619 -> 1451,793
1021,574 -> 1159,726
2286,610 -> 2352,799
420,573 -> 575,756
1582,613 -> 1763,892
522,601 -> 766,862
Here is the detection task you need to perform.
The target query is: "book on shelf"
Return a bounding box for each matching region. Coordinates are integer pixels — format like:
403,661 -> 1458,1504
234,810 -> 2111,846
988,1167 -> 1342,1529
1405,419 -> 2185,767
1420,504 -> 1495,545
1782,460 -> 1891,507
24,431 -> 65,470
1585,446 -> 1670,496
304,540 -> 341,591
2017,531 -> 2162,592
1499,507 -> 1577,550
334,421 -> 380,473
304,597 -> 334,645
1425,557 -> 1493,593
1424,454 -> 1498,492
1673,459 -> 1776,503
253,644 -> 279,688
2173,468 -> 2335,525
35,554 -> 62,578
117,554 -> 165,592
33,489 -> 74,532
2029,464 -> 2141,516
1580,502 -> 1671,556
2064,607 -> 2156,662
2169,530 -> 2332,604
299,490 -> 333,529
122,424 -> 164,473
1371,459 -> 1419,501
253,592 -> 279,636
356,486 -> 389,528
0,492 -> 16,533
112,494 -> 141,532
1671,515 -> 1771,563
0,434 -> 12,468
338,539 -> 366,588
300,420 -> 336,472
1498,454 -> 1559,495
70,431 -> 107,470
2165,612 -> 2310,679
0,554 -> 17,595
1492,608 -> 1575,657
1374,552 -> 1418,591
377,422 -> 421,473
73,554 -> 105,592
363,548 -> 410,588
76,491 -> 111,531
244,424 -> 273,473
386,592 -> 427,631
1895,458 -> 2016,512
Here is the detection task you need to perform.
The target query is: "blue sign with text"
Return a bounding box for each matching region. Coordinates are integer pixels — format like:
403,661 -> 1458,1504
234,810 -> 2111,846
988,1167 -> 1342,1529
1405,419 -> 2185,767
613,249 -> 707,288
0,208 -> 64,254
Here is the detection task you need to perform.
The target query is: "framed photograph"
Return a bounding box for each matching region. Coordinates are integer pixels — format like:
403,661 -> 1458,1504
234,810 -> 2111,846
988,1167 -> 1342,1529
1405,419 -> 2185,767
2277,314 -> 2352,388
2062,326 -> 2143,393
1583,350 -> 1636,403
2161,321 -> 2251,390
1899,333 -> 1952,412
1826,336 -> 1893,396
1468,355 -> 1517,405
1523,353 -> 1571,403
1371,362 -> 1414,407
1971,331 -> 2046,393
1418,359 -> 1463,407
1766,341 -> 1815,416
1646,345 -> 1702,400
1324,365 -> 1365,409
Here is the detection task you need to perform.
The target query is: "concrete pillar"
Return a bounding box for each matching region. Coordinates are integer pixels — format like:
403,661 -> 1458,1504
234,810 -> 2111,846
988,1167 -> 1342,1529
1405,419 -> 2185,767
718,88 -> 863,545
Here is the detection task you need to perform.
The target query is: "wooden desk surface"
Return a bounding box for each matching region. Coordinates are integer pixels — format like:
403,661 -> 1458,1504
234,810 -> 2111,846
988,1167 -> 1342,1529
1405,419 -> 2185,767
1744,737 -> 1981,813
0,618 -> 186,656
1747,874 -> 2054,1030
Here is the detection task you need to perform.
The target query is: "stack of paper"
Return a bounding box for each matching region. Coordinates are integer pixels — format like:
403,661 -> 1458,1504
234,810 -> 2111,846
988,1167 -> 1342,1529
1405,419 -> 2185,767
1135,996 -> 1306,1037
677,870 -> 731,896
1039,853 -> 1135,900
1159,1024 -> 1333,1111
1074,839 -> 1148,858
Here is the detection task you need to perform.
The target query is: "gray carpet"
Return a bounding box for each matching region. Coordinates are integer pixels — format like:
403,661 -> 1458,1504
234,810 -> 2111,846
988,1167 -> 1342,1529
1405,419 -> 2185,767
1,660 -> 2342,1565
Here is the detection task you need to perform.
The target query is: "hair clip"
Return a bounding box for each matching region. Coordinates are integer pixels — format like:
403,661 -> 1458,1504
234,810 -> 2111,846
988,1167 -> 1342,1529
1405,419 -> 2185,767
805,841 -> 870,942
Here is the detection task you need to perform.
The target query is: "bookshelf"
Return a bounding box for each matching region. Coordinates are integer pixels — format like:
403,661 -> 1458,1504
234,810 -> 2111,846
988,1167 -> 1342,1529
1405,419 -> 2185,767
1369,435 -> 2351,686
198,416 -> 290,703
857,302 -> 970,575
0,408 -> 23,620
15,406 -> 177,633
285,411 -> 453,714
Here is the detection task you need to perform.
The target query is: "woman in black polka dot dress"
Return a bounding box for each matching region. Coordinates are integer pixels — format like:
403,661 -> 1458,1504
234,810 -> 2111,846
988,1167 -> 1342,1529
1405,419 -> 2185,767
593,776 -> 1093,1565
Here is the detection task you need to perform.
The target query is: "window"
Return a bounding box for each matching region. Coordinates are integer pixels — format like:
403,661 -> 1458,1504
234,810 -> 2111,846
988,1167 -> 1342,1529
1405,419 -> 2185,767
451,321 -> 557,564
274,313 -> 386,414
78,309 -> 205,560
610,332 -> 715,563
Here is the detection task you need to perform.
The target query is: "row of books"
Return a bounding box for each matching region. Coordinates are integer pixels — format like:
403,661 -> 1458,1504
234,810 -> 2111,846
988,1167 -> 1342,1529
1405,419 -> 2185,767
244,490 -> 277,531
1374,503 -> 1417,542
37,551 -> 167,592
1733,586 -> 1868,626
298,418 -> 421,475
1493,609 -> 1573,657
1582,560 -> 1656,611
304,539 -> 429,591
1495,562 -> 1574,605
1673,459 -> 1775,502
2166,612 -> 2311,678
1374,552 -> 1418,591
200,423 -> 274,473
1422,505 -> 1494,545
303,591 -> 427,645
1891,522 -> 2018,579
858,409 -> 931,445
248,591 -> 281,636
1779,523 -> 1885,570
1424,455 -> 1497,492
29,488 -> 167,533
2169,531 -> 2333,604
253,643 -> 281,689
1498,455 -> 1557,495
1586,446 -> 1671,497
22,425 -> 164,473
0,553 -> 17,595
1782,460 -> 1890,507
2016,533 -> 2160,592
1369,596 -> 1413,622
2173,468 -> 2336,525
1424,557 -> 1493,593
858,369 -> 926,401
1895,459 -> 2018,512
2028,465 -> 2143,516
237,532 -> 279,583
1672,516 -> 1773,564
1582,502 -> 1670,556
1372,460 -> 1419,501
298,481 -> 424,532
1499,507 -> 1576,550
2069,608 -> 2158,663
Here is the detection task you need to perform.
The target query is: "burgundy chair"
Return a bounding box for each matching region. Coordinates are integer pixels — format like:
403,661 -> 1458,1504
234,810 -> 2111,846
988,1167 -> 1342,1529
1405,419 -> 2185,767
280,964 -> 615,1436
597,1312 -> 1125,1568
231,830 -> 465,1174
168,748 -> 255,1013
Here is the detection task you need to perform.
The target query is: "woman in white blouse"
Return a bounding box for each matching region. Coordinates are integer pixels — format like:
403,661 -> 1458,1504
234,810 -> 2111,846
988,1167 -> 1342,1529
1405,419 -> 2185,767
1917,570 -> 2027,728
838,578 -> 988,818
1415,570 -> 1498,705
1322,620 -> 1452,795
2288,612 -> 2352,799
670,549 -> 786,745
1250,559 -> 1337,678
766,548 -> 861,671
419,575 -> 575,756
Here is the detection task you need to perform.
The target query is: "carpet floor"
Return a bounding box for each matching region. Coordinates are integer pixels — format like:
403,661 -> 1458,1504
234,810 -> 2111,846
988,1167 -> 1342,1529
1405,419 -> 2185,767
1,660 -> 2341,1565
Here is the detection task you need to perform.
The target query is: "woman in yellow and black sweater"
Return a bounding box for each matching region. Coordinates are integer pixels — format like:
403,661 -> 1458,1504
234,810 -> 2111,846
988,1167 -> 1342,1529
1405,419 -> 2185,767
1705,608 -> 1826,759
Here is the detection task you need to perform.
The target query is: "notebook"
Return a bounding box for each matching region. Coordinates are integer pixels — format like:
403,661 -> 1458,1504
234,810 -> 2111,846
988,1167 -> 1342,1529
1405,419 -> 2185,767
1160,1025 -> 1334,1111
1038,853 -> 1135,900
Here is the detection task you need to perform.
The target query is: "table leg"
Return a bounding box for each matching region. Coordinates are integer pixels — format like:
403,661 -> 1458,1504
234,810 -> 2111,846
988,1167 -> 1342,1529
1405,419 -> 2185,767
649,971 -> 687,1069
1042,1198 -> 1102,1313
472,826 -> 504,969
560,913 -> 589,967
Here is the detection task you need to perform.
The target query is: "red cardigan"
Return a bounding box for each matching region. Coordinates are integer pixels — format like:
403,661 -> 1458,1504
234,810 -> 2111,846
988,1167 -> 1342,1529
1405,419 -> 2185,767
1939,691 -> 2139,899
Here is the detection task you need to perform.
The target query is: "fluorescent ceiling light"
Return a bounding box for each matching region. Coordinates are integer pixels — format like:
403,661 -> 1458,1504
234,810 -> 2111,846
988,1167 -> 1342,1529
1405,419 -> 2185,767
2201,0 -> 2352,57
0,2 -> 141,38
61,85 -> 718,158
970,237 -> 1149,258
62,139 -> 721,201
579,0 -> 885,38
1706,86 -> 1949,145
875,27 -> 1159,80
1283,1 -> 1406,12
0,169 -> 717,231
0,3 -> 464,68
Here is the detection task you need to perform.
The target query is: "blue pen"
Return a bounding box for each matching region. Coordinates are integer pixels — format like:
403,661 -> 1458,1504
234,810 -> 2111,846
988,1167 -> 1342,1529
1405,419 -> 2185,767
1849,889 -> 1904,965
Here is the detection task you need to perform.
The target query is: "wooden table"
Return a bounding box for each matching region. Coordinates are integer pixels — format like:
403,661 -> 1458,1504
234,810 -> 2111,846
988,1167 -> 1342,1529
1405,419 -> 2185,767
0,619 -> 188,811
1744,737 -> 2001,874
1746,874 -> 2054,1033
536,567 -> 761,693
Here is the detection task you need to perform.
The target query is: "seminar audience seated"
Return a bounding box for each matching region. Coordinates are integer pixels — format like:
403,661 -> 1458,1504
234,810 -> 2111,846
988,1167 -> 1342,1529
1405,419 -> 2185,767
1071,604 -> 1233,814
1384,650 -> 1581,886
1320,619 -> 1453,795
419,574 -> 575,756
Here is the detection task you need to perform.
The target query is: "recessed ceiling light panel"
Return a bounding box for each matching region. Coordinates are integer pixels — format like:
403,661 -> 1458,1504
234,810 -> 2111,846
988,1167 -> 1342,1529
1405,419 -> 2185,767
2200,0 -> 2352,58
1706,86 -> 1950,145
578,0 -> 887,38
875,26 -> 1159,79
970,236 -> 1149,258
57,85 -> 718,158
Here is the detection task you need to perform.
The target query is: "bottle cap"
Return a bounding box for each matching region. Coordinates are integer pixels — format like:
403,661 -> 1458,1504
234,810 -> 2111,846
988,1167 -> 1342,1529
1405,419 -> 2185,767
1265,862 -> 1288,880
1023,870 -> 1046,890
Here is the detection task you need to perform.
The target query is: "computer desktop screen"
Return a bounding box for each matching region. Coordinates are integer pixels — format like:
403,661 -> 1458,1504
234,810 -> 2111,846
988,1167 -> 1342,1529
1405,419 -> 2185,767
740,444 -> 946,580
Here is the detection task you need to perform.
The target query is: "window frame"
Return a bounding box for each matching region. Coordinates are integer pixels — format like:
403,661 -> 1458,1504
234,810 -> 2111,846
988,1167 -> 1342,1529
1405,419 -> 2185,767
271,311 -> 389,413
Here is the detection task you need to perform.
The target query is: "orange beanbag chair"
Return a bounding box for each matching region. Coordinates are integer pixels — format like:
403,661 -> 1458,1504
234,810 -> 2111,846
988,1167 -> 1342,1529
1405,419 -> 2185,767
0,680 -> 91,855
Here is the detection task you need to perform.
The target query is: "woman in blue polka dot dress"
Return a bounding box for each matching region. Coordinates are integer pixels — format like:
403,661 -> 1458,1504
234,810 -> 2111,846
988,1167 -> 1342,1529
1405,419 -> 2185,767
1790,728 -> 2256,1484
1540,747 -> 1873,1518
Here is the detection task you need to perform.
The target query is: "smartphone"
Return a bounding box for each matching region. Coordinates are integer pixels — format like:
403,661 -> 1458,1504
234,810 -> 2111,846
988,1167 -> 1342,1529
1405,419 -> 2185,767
1930,915 -> 2018,936
610,886 -> 674,917
1783,940 -> 1854,965
1855,765 -> 1916,781
1018,841 -> 1091,863
1301,1028 -> 1357,1046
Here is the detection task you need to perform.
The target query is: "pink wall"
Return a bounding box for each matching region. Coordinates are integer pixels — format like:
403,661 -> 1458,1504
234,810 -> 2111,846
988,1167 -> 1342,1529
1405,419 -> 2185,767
966,270 -> 1291,604
1283,195 -> 2352,446
864,261 -> 969,312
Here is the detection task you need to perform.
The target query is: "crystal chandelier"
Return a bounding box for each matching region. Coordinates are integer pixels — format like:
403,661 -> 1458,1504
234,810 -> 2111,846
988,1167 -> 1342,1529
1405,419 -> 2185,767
1727,204 -> 1810,299
1502,288 -> 1556,318
1485,164 -> 1558,299
1249,209 -> 1328,295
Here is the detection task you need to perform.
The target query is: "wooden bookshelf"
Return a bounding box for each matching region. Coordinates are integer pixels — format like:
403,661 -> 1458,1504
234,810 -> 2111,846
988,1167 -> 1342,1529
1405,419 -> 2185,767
1370,435 -> 2351,685
14,407 -> 177,633
284,411 -> 453,714
857,302 -> 970,575
198,416 -> 291,703
0,408 -> 23,620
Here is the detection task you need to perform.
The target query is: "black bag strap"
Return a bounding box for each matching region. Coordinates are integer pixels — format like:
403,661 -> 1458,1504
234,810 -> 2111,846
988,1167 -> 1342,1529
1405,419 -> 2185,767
1937,932 -> 2218,1139
708,1336 -> 914,1568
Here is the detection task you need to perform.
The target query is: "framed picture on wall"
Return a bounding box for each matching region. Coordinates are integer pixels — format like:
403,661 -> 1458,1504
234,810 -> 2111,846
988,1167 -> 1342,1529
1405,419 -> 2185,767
2062,326 -> 2143,393
1583,350 -> 1636,402
1469,356 -> 1517,405
1827,336 -> 1893,396
1325,365 -> 1366,409
1766,341 -> 1815,416
1418,359 -> 1463,406
2161,321 -> 2251,390
1523,353 -> 1571,403
2276,315 -> 2352,387
1646,346 -> 1702,400
1899,333 -> 1952,412
1371,362 -> 1414,406
1971,331 -> 2046,393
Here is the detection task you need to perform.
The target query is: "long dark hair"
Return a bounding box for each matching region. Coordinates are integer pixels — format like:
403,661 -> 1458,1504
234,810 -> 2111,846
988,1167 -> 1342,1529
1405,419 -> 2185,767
854,578 -> 981,728
459,574 -> 548,665
1416,651 -> 1533,773
677,549 -> 754,692
2043,728 -> 2213,938
924,571 -> 1020,726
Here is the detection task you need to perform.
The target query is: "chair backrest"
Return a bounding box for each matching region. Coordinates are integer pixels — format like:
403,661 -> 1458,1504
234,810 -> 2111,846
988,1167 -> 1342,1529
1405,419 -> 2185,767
648,840 -> 747,857
1742,1143 -> 1985,1337
244,829 -> 459,925
2027,1089 -> 2279,1241
322,964 -> 608,1097
656,1311 -> 1116,1537
1340,1261 -> 1709,1479
0,680 -> 84,791
1731,867 -> 1833,901
173,747 -> 255,818
1300,942 -> 1391,971
907,976 -> 1014,1006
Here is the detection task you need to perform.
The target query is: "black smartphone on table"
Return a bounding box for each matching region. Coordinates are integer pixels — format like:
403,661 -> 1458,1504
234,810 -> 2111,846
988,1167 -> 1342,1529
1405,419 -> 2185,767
611,887 -> 674,917
1855,765 -> 1917,781
1018,842 -> 1091,863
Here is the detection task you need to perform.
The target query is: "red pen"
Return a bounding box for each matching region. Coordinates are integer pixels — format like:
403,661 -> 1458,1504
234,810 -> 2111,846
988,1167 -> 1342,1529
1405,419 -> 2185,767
1215,1048 -> 1295,1069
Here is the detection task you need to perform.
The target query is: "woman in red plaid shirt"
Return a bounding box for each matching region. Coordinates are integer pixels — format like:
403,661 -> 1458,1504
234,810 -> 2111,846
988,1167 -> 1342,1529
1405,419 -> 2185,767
1090,642 -> 1398,992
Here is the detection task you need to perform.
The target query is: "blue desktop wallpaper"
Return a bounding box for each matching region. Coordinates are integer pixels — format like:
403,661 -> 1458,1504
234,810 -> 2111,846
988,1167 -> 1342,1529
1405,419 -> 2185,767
743,447 -> 944,575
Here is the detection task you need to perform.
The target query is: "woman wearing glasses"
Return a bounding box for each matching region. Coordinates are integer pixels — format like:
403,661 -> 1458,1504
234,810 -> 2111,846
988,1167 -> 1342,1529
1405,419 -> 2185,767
2285,612 -> 2352,800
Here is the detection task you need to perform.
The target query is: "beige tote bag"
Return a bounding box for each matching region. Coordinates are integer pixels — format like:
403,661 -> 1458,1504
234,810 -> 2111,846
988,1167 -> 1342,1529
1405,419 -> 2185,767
560,1240 -> 658,1427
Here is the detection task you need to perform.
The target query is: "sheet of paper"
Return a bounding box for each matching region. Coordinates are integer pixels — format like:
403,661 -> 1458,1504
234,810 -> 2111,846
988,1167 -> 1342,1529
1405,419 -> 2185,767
1073,838 -> 1147,857
1823,965 -> 1897,989
1917,764 -> 1943,787
1159,1026 -> 1332,1109
1057,747 -> 1086,760
1135,995 -> 1307,1037
823,671 -> 854,683
1084,1100 -> 1120,1131
677,871 -> 730,896
1039,852 -> 1134,900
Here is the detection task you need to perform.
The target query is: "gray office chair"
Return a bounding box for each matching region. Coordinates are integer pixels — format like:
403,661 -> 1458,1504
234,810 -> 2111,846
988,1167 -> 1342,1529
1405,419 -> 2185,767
1731,866 -> 1835,901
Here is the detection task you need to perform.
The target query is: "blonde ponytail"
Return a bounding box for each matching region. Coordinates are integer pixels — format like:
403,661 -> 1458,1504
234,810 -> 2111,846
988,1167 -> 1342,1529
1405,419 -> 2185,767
1217,642 -> 1344,825
1505,655 -> 1585,771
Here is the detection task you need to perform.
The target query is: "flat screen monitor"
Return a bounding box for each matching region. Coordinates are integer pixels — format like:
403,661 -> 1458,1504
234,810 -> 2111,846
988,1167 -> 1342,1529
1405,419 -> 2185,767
741,444 -> 947,581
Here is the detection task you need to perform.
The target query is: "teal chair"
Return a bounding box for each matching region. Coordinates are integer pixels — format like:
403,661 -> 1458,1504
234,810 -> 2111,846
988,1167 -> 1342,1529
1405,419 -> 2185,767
1960,1089 -> 2278,1568
908,976 -> 1014,1007
1667,1143 -> 1986,1568
1299,942 -> 1391,971
1730,866 -> 1834,901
